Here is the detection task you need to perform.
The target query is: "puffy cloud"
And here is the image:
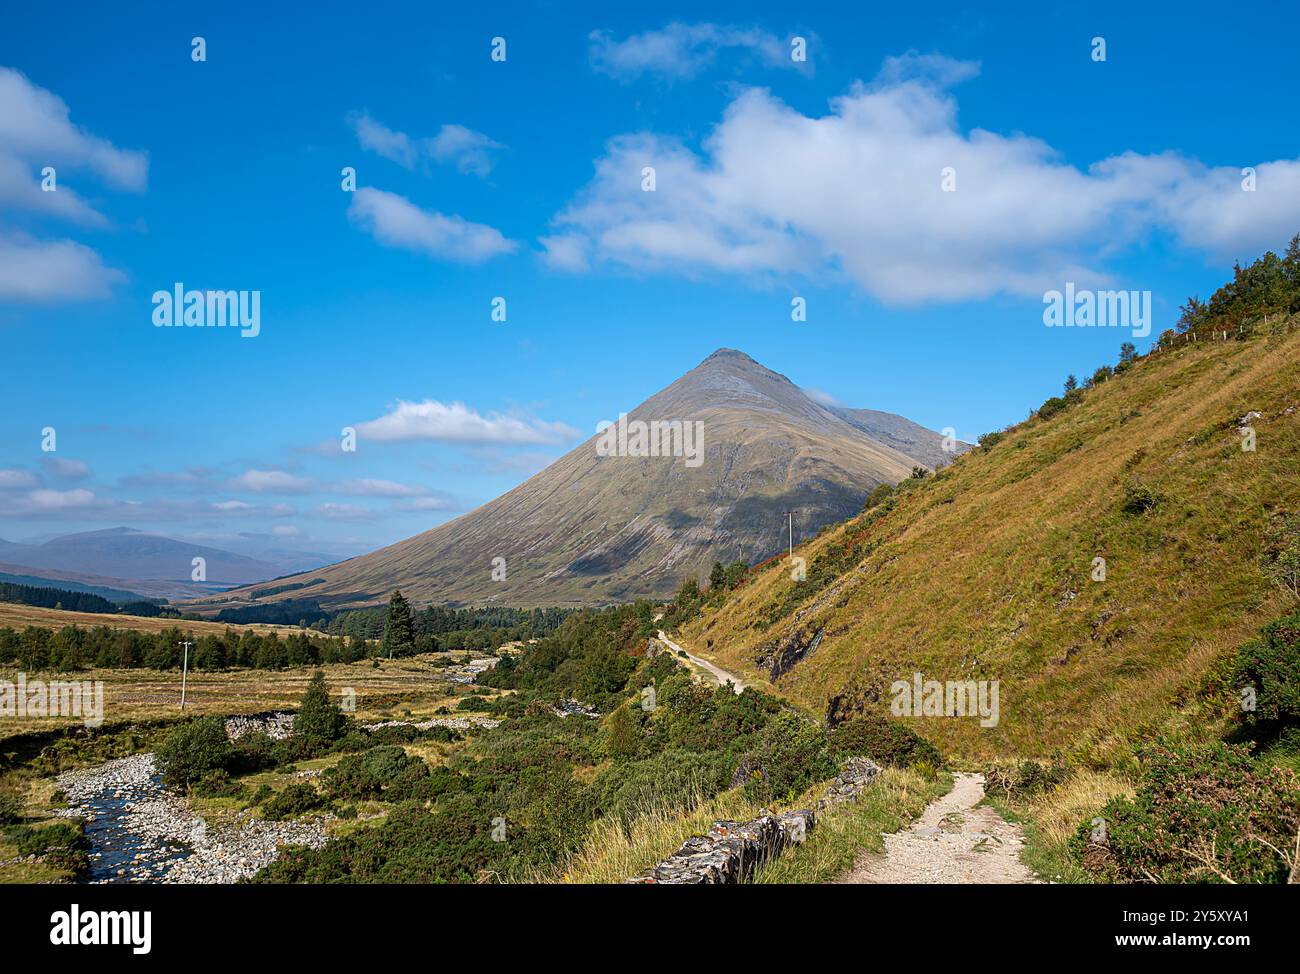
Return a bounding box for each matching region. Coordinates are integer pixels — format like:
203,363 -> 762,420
41,457 -> 91,479
348,112 -> 503,176
354,400 -> 578,446
546,54 -> 1300,303
0,68 -> 145,304
24,488 -> 97,510
228,470 -> 316,494
425,124 -> 504,177
589,22 -> 805,81
0,468 -> 39,489
0,67 -> 147,191
315,503 -> 377,521
347,187 -> 516,262
338,478 -> 429,498
0,152 -> 109,226
348,111 -> 419,168
0,233 -> 125,301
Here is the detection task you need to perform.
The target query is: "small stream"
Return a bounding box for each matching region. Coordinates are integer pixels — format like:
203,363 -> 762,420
57,751 -> 329,884
58,754 -> 192,883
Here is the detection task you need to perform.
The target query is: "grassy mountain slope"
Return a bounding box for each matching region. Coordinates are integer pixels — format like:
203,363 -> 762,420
680,325 -> 1300,761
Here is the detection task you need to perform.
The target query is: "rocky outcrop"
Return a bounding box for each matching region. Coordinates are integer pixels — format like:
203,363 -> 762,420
755,625 -> 824,680
553,698 -> 600,718
626,810 -> 815,884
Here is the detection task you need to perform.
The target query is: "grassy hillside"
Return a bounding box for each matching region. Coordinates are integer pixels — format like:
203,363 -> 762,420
680,322 -> 1300,761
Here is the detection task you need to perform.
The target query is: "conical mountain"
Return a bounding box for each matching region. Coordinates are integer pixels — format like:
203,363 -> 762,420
206,349 -> 959,609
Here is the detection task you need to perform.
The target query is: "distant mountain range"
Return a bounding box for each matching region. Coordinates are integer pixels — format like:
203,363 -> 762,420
201,349 -> 969,610
0,528 -> 337,601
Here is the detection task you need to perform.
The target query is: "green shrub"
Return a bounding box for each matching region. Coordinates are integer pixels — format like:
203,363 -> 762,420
1075,740 -> 1300,884
248,783 -> 274,806
740,712 -> 837,804
985,758 -> 1072,802
0,792 -> 22,824
262,782 -> 331,821
592,749 -> 730,829
828,713 -> 943,770
1234,612 -> 1300,731
192,770 -> 245,799
228,732 -> 279,774
1121,481 -> 1162,515
321,745 -> 431,801
155,717 -> 233,789
13,821 -> 88,874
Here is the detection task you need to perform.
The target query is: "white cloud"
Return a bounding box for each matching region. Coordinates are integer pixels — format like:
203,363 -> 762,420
348,111 -> 419,168
0,468 -> 39,489
395,496 -> 453,512
546,53 -> 1300,303
271,525 -> 301,537
41,457 -> 91,479
315,503 -> 376,521
589,22 -> 805,81
228,470 -> 316,494
0,67 -> 147,191
347,187 -> 516,263
26,488 -> 96,510
355,400 -> 579,446
0,233 -> 125,301
348,112 -> 503,176
538,233 -> 590,271
425,124 -> 504,177
804,388 -> 841,407
0,152 -> 109,226
0,69 -> 144,305
338,478 -> 429,498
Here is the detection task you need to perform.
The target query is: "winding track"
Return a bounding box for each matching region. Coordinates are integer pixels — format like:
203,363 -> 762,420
655,629 -> 747,693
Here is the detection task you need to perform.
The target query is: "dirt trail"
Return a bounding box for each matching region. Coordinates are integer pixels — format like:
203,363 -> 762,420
839,772 -> 1041,884
655,629 -> 747,693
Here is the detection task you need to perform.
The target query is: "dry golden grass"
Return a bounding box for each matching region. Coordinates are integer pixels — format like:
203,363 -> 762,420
0,655 -> 465,739
0,601 -> 306,637
681,327 -> 1300,761
991,768 -> 1134,883
544,787 -> 760,884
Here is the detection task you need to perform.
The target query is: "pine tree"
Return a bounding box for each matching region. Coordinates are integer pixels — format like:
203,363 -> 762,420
382,589 -> 415,659
709,561 -> 726,590
1064,374 -> 1078,393
295,670 -> 345,747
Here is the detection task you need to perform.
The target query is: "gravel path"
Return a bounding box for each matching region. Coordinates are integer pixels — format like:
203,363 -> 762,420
58,753 -> 329,884
838,772 -> 1041,884
656,630 -> 747,693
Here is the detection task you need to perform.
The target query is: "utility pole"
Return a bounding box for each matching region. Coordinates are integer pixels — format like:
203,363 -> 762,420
178,640 -> 193,711
782,510 -> 796,562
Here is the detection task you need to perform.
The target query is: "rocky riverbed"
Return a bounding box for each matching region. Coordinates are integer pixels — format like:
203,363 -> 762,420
57,753 -> 329,884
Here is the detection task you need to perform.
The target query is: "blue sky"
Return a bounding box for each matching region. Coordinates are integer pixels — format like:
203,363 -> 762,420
2,0 -> 1298,557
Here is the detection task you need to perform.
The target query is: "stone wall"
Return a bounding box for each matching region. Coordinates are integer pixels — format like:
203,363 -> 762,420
627,756 -> 883,884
